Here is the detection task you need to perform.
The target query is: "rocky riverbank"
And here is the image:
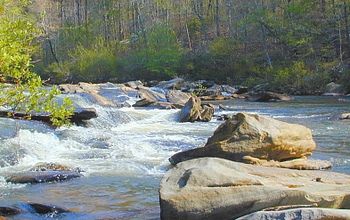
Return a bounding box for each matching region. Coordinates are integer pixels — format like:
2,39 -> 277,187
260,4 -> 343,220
1,78 -> 348,219
159,112 -> 350,219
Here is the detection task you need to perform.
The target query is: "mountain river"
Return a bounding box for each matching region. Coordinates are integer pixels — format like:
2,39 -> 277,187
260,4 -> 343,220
0,91 -> 349,219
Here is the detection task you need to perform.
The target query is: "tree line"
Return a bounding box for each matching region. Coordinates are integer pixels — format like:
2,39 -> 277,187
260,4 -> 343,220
23,0 -> 350,94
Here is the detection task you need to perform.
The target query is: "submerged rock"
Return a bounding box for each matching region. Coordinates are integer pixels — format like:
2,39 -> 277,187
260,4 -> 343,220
5,171 -> 83,184
159,157 -> 350,220
171,112 -> 318,167
0,203 -> 71,217
27,203 -> 70,214
329,113 -> 350,121
0,206 -> 21,216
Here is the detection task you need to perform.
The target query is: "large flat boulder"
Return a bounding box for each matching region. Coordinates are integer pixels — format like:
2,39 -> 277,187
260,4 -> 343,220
237,207 -> 350,220
159,157 -> 350,220
170,113 -> 317,166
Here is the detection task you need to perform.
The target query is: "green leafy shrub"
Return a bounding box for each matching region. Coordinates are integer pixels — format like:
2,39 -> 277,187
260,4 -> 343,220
141,24 -> 184,80
68,40 -> 120,82
0,0 -> 74,126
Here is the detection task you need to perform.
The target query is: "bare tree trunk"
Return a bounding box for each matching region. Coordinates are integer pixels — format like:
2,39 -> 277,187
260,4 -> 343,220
216,0 -> 220,37
227,0 -> 232,38
118,2 -> 123,41
75,0 -> 81,26
344,1 -> 350,58
84,0 -> 88,24
135,1 -> 147,47
261,24 -> 272,68
185,0 -> 193,50
192,0 -> 209,45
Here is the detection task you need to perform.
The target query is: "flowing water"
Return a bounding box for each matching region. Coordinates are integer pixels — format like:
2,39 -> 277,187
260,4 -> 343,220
0,92 -> 349,219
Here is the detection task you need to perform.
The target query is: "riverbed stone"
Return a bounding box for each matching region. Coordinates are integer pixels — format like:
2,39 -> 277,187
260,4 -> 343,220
29,162 -> 83,172
170,112 -> 317,166
329,113 -> 350,121
237,207 -> 350,219
323,82 -> 345,96
156,78 -> 185,90
166,89 -> 191,106
246,91 -> 294,102
0,206 -> 21,216
159,157 -> 350,220
178,97 -> 214,122
178,96 -> 201,122
0,203 -> 71,217
5,171 -> 83,184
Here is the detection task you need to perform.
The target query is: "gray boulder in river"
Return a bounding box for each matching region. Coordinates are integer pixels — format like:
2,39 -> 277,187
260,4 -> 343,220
159,157 -> 350,220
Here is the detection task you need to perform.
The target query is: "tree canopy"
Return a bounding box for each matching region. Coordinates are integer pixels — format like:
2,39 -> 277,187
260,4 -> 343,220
4,0 -> 350,94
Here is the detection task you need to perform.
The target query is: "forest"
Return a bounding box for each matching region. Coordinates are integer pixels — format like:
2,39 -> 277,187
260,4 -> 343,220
6,0 -> 350,94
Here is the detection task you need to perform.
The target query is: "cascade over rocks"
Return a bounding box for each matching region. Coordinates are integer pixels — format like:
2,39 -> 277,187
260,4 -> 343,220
178,96 -> 214,122
170,112 -> 331,170
159,157 -> 350,220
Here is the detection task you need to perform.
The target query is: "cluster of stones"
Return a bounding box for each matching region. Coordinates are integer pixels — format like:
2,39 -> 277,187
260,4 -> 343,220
159,112 -> 350,219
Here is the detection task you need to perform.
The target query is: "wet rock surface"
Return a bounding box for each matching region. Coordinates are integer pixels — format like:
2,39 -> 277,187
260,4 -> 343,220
5,171 -> 83,184
5,162 -> 83,184
329,112 -> 350,121
0,203 -> 70,217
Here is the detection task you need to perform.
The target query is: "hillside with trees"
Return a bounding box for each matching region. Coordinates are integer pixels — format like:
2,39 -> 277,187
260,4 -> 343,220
17,0 -> 350,94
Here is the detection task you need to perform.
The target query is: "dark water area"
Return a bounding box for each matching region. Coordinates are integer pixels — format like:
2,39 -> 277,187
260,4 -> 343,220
0,95 -> 349,219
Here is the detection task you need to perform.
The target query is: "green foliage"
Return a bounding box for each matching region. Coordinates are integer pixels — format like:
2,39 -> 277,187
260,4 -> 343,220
190,83 -> 207,97
141,24 -> 183,79
339,69 -> 350,94
68,40 -> 120,82
0,0 -> 74,126
22,0 -> 349,95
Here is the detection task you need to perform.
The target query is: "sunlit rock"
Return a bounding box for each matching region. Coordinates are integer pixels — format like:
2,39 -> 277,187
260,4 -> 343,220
159,157 -> 350,220
166,89 -> 191,106
29,162 -> 83,172
178,97 -> 214,122
156,78 -> 185,90
171,112 -> 318,166
237,207 -> 350,219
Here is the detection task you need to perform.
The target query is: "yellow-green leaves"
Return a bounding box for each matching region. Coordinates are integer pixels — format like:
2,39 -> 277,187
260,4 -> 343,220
0,0 -> 74,127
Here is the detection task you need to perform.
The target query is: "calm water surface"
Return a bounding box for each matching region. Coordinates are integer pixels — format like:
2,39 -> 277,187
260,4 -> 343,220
0,94 -> 349,219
